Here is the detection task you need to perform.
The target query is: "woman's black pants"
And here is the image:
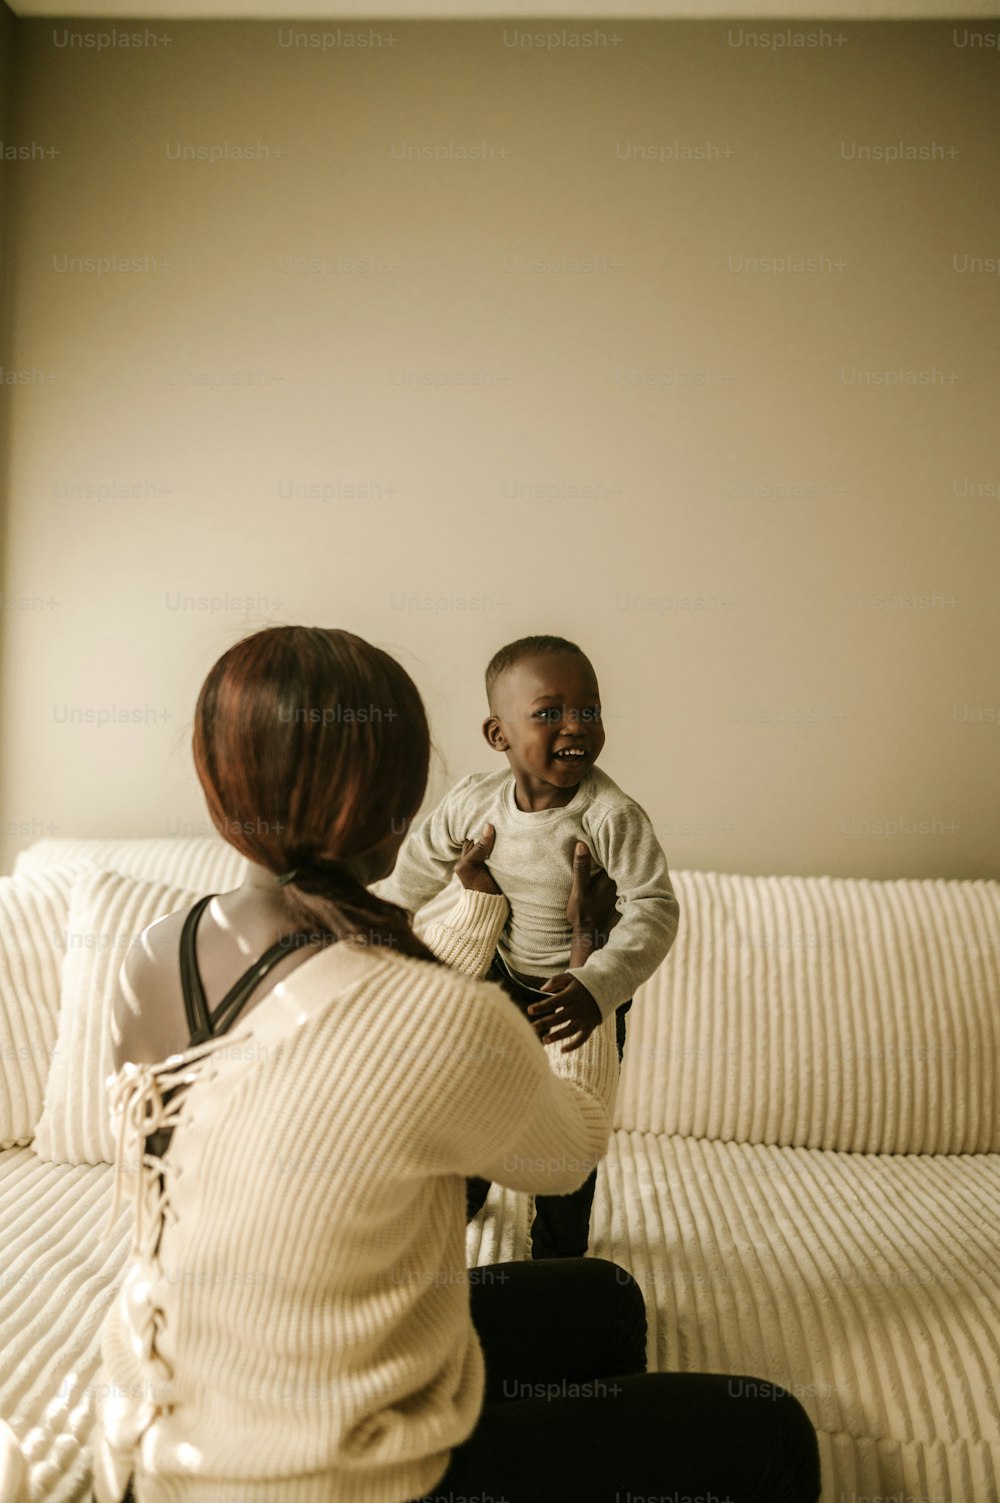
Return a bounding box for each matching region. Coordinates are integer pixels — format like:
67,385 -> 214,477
412,1257 -> 821,1503
105,1261 -> 820,1503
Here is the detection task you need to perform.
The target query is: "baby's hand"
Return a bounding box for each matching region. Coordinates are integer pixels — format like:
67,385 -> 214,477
527,975 -> 602,1054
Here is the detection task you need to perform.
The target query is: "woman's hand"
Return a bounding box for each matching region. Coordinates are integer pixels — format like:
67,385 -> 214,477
565,841 -> 620,967
528,976 -> 602,1053
455,823 -> 503,896
528,842 -> 620,1053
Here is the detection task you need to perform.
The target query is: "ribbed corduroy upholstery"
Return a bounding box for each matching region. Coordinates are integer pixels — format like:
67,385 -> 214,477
589,1133 -> 1000,1501
615,869 -> 1000,1153
0,1148 -> 132,1503
33,871 -> 198,1166
12,837 -> 246,895
0,866 -> 86,1148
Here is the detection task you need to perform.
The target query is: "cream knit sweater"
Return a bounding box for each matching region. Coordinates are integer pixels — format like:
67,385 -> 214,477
92,886 -> 619,1503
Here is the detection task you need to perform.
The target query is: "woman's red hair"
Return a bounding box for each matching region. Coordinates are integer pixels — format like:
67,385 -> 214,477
192,625 -> 442,965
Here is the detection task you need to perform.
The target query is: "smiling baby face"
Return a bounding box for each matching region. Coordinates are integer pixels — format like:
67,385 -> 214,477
483,650 -> 605,801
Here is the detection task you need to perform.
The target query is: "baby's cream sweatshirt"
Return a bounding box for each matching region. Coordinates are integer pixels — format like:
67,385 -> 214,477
375,765 -> 681,1019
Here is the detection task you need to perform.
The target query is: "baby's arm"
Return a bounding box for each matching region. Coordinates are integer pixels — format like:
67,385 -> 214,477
372,774 -> 477,916
560,805 -> 679,1023
525,845 -> 619,1053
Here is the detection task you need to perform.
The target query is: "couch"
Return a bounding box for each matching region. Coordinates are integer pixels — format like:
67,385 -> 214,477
0,835 -> 997,1502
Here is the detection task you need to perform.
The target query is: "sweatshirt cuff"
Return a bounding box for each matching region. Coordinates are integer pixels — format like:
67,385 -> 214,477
417,887 -> 509,979
564,963 -> 626,1023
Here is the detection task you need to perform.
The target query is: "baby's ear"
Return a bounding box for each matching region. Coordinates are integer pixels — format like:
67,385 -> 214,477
482,715 -> 506,751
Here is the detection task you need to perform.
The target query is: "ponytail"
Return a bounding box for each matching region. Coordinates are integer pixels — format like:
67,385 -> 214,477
274,860 -> 443,967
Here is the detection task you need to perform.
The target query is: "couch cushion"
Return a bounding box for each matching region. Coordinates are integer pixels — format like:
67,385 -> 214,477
588,1130 -> 1000,1502
3,1132 -> 997,1503
0,1146 -> 130,1503
13,837 -> 246,895
452,1128 -> 1000,1501
0,867 -> 87,1150
617,869 -> 1000,1153
34,870 -> 197,1166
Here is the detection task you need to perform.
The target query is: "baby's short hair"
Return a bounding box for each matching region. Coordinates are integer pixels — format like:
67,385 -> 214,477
485,634 -> 586,709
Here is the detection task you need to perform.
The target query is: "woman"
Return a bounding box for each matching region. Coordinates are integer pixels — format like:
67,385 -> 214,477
93,625 -> 820,1503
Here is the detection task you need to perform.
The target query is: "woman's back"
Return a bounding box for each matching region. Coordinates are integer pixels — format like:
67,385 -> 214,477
113,875 -> 326,1069
95,897 -> 620,1503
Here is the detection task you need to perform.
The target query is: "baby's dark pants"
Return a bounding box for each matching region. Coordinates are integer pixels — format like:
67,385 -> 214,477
465,953 -> 631,1259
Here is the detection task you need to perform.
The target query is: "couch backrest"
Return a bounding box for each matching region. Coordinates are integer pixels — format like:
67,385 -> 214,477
13,836 -> 247,893
615,869 -> 1000,1154
14,842 -> 999,1155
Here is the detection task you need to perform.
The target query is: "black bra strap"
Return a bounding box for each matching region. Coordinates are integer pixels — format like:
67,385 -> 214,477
180,895 -> 216,1046
208,930 -> 328,1037
179,894 -> 332,1048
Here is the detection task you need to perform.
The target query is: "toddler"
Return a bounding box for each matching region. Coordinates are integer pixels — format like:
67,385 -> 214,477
375,633 -> 680,1257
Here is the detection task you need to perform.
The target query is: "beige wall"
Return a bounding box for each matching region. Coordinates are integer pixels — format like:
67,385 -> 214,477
1,18 -> 998,879
0,0 -> 17,861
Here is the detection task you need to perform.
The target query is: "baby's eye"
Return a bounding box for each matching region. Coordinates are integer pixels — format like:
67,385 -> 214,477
533,707 -> 562,722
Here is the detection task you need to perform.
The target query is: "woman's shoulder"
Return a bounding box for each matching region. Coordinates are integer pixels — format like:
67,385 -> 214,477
120,901 -> 197,992
138,902 -> 193,953
113,901 -> 201,1067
